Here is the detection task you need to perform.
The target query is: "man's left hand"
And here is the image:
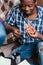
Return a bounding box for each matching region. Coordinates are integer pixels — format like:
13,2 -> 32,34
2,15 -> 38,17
25,23 -> 40,38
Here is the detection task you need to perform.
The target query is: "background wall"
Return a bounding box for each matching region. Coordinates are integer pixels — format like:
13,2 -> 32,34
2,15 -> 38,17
37,0 -> 43,7
0,0 -> 14,20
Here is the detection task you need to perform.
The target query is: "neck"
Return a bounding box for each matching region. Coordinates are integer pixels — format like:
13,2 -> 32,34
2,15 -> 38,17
27,7 -> 38,21
28,7 -> 37,17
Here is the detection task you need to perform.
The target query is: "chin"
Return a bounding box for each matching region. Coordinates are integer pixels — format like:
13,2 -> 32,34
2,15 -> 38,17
26,13 -> 32,16
25,11 -> 31,14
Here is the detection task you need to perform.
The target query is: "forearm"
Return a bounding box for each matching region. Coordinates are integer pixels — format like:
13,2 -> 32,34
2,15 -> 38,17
4,23 -> 16,32
37,33 -> 43,40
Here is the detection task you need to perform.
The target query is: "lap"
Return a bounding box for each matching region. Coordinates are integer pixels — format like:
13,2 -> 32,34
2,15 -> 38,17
11,43 -> 38,59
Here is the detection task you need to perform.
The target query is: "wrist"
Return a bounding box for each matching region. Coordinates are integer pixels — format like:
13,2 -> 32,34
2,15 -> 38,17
37,32 -> 40,38
11,26 -> 16,32
37,33 -> 43,40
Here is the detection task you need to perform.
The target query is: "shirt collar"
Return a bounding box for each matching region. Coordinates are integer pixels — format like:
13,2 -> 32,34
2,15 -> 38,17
18,5 -> 42,21
37,6 -> 42,19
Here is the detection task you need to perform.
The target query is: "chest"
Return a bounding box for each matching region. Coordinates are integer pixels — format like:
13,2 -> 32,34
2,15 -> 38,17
15,15 -> 43,34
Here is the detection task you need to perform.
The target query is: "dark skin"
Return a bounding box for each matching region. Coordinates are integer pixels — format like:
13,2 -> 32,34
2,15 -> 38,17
4,23 -> 22,38
21,0 -> 43,40
4,0 -> 43,40
21,0 -> 37,18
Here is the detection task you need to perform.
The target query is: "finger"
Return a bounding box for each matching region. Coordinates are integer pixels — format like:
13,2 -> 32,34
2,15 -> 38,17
25,23 -> 32,29
17,30 -> 20,33
14,32 -> 22,38
14,33 -> 18,37
29,33 -> 36,38
27,33 -> 33,37
26,29 -> 31,34
14,30 -> 21,35
25,23 -> 30,29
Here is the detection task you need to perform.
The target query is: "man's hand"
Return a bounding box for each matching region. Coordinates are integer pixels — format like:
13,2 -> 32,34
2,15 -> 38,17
13,27 -> 22,38
4,23 -> 22,38
25,23 -> 36,34
25,23 -> 43,40
25,23 -> 36,38
26,29 -> 39,38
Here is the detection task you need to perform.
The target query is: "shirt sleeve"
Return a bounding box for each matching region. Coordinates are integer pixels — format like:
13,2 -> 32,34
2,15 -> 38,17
4,7 -> 16,26
42,21 -> 43,34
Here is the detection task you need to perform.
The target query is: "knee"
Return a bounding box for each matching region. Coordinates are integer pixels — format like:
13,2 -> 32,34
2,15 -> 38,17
0,22 -> 6,46
38,42 -> 43,55
0,32 -> 6,44
38,42 -> 43,47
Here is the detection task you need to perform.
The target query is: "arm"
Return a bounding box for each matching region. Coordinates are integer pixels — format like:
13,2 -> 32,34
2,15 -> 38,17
4,6 -> 22,38
4,23 -> 15,32
26,29 -> 43,40
37,32 -> 43,40
4,23 -> 22,38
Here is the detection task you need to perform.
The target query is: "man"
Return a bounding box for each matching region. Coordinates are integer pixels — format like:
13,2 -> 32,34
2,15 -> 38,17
4,0 -> 43,64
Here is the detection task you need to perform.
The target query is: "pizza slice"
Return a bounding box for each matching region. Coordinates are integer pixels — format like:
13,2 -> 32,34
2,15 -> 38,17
25,23 -> 35,34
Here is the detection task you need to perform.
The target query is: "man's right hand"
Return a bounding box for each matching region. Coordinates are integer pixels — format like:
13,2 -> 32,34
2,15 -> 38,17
4,23 -> 22,38
13,27 -> 22,38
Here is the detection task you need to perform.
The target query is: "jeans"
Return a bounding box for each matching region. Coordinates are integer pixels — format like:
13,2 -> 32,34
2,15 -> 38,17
9,43 -> 38,59
9,41 -> 43,65
0,22 -> 6,46
38,41 -> 43,65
